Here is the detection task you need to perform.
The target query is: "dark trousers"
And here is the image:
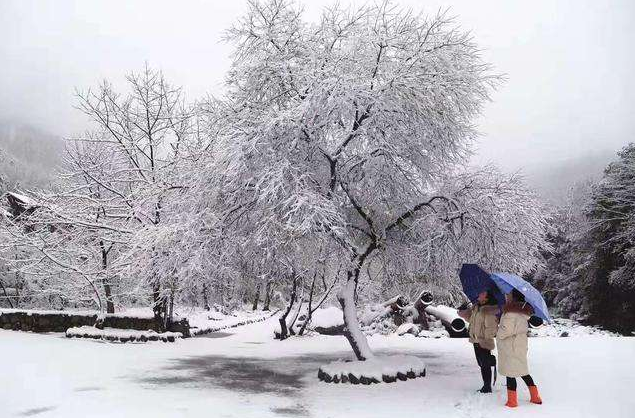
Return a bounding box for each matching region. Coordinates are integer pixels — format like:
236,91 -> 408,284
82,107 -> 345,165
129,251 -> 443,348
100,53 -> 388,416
473,343 -> 496,388
506,375 -> 536,391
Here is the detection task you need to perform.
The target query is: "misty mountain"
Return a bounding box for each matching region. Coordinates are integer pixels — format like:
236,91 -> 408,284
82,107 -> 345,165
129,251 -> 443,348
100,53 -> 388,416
0,121 -> 65,193
522,150 -> 615,205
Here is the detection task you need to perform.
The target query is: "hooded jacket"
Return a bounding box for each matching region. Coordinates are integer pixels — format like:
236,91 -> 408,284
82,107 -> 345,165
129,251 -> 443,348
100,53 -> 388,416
496,302 -> 533,377
459,304 -> 499,351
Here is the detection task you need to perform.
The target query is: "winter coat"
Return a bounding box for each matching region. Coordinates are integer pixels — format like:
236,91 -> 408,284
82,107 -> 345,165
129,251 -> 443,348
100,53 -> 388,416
496,303 -> 533,377
459,304 -> 499,351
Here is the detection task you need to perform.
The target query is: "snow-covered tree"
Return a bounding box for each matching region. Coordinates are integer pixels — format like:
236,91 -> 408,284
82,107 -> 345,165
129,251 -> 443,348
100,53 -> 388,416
576,144 -> 635,333
0,66 -> 195,317
162,0 -> 550,360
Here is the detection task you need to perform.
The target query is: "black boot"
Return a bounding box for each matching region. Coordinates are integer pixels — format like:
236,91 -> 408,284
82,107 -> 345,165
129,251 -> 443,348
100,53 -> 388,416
478,365 -> 492,393
490,354 -> 497,385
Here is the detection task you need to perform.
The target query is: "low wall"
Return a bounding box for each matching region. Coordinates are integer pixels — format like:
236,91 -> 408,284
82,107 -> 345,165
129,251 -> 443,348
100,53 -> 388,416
0,309 -> 190,337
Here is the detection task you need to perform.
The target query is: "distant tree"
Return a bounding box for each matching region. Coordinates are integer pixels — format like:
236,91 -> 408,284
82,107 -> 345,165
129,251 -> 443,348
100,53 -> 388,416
529,183 -> 590,317
0,66 -> 194,318
578,144 -> 635,333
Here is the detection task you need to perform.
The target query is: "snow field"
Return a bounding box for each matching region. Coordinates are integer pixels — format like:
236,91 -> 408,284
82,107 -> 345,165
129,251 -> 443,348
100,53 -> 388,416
0,314 -> 633,418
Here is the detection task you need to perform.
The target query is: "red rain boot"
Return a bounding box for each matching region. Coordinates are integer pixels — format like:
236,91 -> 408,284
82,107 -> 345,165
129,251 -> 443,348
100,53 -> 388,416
529,385 -> 543,404
505,389 -> 518,408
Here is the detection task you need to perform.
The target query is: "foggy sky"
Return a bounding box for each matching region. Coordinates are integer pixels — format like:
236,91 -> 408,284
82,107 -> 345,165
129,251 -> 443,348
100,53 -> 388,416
1,0 -> 634,171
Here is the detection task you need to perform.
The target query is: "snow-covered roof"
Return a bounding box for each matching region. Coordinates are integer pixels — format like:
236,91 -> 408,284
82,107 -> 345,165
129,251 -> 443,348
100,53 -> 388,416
5,191 -> 34,206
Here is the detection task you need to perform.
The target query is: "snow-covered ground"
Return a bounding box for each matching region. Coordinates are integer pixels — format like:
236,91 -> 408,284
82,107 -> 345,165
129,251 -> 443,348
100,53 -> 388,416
1,315 -> 633,418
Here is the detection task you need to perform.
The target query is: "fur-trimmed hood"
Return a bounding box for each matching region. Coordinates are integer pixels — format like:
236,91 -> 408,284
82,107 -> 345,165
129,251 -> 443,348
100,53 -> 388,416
503,301 -> 533,317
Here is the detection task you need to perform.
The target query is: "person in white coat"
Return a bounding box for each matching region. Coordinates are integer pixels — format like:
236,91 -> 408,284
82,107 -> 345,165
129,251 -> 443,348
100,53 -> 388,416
496,289 -> 543,408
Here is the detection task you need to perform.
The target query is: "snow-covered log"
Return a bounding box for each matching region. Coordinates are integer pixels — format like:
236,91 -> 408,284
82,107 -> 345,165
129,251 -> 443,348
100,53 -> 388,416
424,305 -> 467,333
412,291 -> 434,329
415,291 -> 434,307
528,315 -> 544,328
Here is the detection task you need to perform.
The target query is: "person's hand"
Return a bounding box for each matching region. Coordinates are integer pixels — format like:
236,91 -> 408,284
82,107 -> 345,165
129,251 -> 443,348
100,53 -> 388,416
458,301 -> 470,311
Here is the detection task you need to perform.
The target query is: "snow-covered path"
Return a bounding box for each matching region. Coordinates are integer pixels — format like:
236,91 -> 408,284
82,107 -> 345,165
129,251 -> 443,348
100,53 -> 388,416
1,316 -> 633,418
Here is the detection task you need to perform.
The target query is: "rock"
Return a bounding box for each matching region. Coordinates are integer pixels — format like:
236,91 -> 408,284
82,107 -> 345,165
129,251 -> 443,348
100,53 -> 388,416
382,374 -> 397,383
332,374 -> 340,383
406,370 -> 416,379
322,373 -> 333,383
396,372 -> 408,381
348,373 -> 359,384
341,374 -> 349,383
560,331 -> 569,337
359,376 -> 371,385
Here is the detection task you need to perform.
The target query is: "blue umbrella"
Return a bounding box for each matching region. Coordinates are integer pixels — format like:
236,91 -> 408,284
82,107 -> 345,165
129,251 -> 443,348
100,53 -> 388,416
490,272 -> 551,323
459,264 -> 504,305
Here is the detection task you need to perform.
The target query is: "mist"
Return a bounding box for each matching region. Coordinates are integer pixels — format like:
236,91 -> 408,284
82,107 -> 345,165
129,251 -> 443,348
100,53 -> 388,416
1,0 -> 634,174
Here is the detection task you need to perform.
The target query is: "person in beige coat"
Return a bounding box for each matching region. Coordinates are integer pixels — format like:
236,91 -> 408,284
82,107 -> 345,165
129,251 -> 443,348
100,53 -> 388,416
458,289 -> 500,393
496,289 -> 543,407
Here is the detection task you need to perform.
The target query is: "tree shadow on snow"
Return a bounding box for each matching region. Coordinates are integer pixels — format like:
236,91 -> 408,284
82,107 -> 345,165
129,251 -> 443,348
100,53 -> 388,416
135,352 -> 348,396
135,349 -> 442,396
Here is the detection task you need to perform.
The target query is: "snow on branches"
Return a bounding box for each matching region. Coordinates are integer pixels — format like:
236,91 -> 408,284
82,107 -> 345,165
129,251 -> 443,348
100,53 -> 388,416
169,0 -> 550,359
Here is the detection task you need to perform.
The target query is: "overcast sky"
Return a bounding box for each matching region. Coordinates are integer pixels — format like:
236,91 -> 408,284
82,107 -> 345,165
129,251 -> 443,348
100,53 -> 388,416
1,0 -> 634,170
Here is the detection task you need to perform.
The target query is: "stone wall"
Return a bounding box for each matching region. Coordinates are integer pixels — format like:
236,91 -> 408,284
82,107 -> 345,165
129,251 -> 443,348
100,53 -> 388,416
0,309 -> 191,337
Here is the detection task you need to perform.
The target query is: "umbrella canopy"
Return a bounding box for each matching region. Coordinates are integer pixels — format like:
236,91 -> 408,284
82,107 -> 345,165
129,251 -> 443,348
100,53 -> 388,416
490,272 -> 551,323
459,264 -> 504,305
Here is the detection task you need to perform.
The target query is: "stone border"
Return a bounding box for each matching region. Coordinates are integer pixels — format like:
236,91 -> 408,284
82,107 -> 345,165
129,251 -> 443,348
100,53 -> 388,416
317,355 -> 426,384
66,326 -> 182,343
317,367 -> 426,384
191,309 -> 281,336
0,309 -> 190,336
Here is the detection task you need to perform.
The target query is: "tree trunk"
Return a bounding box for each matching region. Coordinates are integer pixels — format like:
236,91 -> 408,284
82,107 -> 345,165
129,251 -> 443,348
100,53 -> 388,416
277,276 -> 298,340
202,283 -> 210,311
99,241 -> 115,314
167,286 -> 175,326
263,280 -> 272,311
288,299 -> 303,335
0,279 -> 14,308
152,283 -> 165,325
337,278 -> 374,361
298,276 -> 316,336
252,283 -> 261,311
102,278 -> 115,314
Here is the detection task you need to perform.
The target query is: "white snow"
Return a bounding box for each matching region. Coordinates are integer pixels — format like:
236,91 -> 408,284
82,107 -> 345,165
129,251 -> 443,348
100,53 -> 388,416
396,322 -> 417,336
0,315 -> 633,418
309,306 -> 344,328
187,308 -> 276,335
529,318 -> 620,337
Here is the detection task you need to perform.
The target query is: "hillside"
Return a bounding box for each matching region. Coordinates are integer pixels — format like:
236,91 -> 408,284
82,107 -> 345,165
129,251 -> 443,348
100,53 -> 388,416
0,121 -> 65,193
